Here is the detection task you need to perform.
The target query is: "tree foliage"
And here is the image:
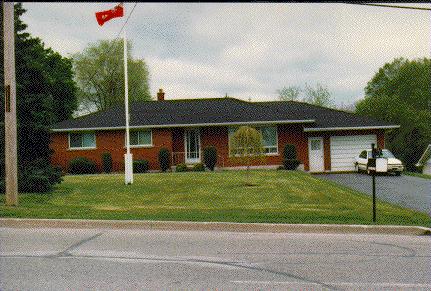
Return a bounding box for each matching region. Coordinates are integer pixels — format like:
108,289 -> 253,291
229,126 -> 265,185
277,86 -> 301,101
277,83 -> 335,108
1,3 -> 76,192
73,39 -> 151,114
355,57 -> 431,171
303,83 -> 335,108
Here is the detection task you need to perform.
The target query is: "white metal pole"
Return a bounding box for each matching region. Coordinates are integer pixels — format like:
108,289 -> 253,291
3,2 -> 18,205
123,6 -> 133,185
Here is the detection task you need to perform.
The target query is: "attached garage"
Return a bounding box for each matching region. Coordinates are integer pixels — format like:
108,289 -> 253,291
330,134 -> 377,171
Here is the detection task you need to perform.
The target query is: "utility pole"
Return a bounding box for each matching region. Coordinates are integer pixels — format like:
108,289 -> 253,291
3,2 -> 18,205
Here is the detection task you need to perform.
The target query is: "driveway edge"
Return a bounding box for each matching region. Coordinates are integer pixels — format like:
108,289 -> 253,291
0,218 -> 430,235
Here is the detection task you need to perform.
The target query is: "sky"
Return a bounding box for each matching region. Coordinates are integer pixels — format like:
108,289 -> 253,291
21,2 -> 431,106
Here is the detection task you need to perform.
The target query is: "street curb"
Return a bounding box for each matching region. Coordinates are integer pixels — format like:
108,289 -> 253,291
0,218 -> 430,235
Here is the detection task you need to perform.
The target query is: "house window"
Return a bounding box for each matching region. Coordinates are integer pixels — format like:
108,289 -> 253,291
310,139 -> 321,150
228,126 -> 278,155
69,132 -> 96,149
129,130 -> 152,147
260,126 -> 278,154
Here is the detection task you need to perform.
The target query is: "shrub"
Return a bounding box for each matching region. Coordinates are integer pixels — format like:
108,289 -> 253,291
283,144 -> 300,170
19,174 -> 51,193
45,166 -> 63,185
203,146 -> 217,171
284,144 -> 297,159
68,157 -> 97,174
192,163 -> 205,172
283,159 -> 301,170
158,148 -> 171,172
0,180 -> 4,193
101,152 -> 113,173
176,163 -> 188,172
133,160 -> 149,173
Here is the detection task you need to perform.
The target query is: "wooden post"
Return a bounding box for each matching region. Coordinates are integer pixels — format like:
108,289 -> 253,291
3,2 -> 18,205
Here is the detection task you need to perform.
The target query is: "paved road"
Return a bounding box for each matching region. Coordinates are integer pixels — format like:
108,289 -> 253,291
1,227 -> 430,290
315,173 -> 431,214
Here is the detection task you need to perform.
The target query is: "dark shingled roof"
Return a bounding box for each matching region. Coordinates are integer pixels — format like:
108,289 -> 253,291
51,97 -> 398,131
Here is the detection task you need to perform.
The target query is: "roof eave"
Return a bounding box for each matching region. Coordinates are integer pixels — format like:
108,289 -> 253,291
303,125 -> 400,132
50,119 -> 316,132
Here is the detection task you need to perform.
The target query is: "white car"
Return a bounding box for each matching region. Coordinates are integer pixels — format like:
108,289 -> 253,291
355,149 -> 404,175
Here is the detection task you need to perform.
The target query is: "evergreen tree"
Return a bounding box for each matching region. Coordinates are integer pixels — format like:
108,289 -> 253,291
1,3 -> 77,192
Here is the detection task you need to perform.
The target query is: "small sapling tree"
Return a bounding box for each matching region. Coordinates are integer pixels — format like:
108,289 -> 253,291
229,126 -> 265,185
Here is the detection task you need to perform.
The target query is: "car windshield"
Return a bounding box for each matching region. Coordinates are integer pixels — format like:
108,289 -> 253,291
380,150 -> 395,158
368,150 -> 395,158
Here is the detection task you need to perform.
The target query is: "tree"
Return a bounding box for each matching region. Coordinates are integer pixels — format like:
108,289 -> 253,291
0,3 -> 75,192
276,83 -> 335,108
337,102 -> 356,112
277,86 -> 301,101
355,57 -> 431,171
229,126 -> 265,185
303,82 -> 335,108
73,39 -> 151,113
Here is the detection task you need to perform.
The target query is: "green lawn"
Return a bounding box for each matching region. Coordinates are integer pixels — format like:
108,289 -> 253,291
405,171 -> 431,180
0,170 -> 429,226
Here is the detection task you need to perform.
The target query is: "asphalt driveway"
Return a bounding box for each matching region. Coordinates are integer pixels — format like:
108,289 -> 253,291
314,173 -> 431,215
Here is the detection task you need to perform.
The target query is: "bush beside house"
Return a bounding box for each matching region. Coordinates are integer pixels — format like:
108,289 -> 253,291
101,152 -> 113,173
176,163 -> 188,172
158,148 -> 171,172
203,146 -> 217,171
133,160 -> 149,173
68,157 -> 97,174
192,163 -> 205,172
283,144 -> 300,170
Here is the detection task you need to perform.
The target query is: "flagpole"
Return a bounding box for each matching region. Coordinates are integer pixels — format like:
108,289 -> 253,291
123,4 -> 133,185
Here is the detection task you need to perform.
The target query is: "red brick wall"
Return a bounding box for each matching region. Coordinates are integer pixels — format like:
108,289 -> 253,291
199,125 -> 308,168
50,129 -> 173,172
50,127 -> 386,172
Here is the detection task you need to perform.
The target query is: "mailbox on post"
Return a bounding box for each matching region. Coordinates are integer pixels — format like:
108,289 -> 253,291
376,157 -> 388,173
368,146 -> 388,173
369,143 -> 386,223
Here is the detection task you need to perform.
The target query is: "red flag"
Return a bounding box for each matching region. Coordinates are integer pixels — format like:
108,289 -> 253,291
95,3 -> 124,26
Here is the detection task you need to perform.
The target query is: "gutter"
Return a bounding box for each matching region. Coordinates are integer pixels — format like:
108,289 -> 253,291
303,125 -> 400,132
50,119 -> 316,132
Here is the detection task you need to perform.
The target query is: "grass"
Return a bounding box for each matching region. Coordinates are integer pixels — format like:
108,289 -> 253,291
0,170 -> 429,226
404,171 -> 431,180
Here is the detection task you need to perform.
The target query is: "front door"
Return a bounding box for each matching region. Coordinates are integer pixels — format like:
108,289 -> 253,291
308,137 -> 324,172
185,129 -> 201,164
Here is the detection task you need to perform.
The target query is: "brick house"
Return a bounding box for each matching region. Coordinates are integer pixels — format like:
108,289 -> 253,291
50,90 -> 399,173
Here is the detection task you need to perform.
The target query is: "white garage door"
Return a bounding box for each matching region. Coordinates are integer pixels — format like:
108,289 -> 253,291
330,135 -> 377,171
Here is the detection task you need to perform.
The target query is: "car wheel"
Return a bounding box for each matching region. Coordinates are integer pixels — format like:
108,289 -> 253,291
355,163 -> 360,173
395,171 -> 401,176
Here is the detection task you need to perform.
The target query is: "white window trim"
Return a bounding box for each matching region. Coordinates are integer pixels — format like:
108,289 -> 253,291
228,126 -> 279,157
184,128 -> 202,163
126,129 -> 153,148
261,126 -> 279,156
68,132 -> 96,150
